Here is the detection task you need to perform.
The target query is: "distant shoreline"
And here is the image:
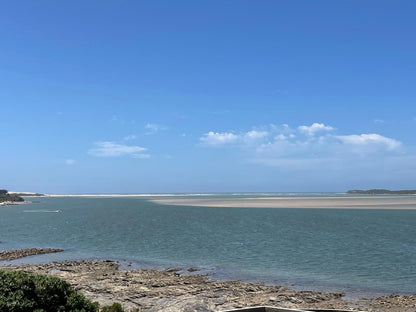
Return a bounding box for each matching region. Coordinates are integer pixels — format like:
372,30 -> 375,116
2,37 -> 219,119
347,189 -> 416,195
34,190 -> 416,197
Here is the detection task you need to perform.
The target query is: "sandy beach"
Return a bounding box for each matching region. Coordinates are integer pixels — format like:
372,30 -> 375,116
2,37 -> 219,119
0,249 -> 415,312
150,196 -> 416,209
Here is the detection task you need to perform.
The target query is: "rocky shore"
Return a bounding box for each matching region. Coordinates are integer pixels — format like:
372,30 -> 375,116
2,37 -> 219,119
0,200 -> 23,206
1,257 -> 415,312
0,248 -> 64,261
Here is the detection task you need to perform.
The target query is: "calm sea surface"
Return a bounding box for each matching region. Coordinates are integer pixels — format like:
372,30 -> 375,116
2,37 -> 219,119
1,195 -> 415,297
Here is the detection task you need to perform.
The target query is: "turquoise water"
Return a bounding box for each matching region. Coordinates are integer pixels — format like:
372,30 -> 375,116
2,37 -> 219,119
1,196 -> 415,296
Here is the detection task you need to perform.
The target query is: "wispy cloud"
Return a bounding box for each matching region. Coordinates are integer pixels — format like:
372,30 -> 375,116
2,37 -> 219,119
145,123 -> 167,135
200,130 -> 268,146
336,134 -> 401,151
123,135 -> 137,141
213,109 -> 231,115
88,141 -> 149,158
111,115 -> 135,125
65,159 -> 75,165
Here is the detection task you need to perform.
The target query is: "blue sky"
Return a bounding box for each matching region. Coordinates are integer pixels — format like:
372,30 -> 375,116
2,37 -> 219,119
1,1 -> 415,194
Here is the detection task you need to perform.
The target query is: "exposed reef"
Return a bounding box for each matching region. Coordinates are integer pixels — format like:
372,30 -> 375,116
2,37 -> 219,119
1,258 -> 415,312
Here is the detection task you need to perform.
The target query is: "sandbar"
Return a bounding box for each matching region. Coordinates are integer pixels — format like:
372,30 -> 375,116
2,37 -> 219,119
151,196 -> 416,209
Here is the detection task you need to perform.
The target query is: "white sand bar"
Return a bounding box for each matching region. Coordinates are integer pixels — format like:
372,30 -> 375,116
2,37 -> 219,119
151,196 -> 416,209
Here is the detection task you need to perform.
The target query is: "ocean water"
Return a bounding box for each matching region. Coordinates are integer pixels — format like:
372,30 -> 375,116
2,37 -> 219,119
1,195 -> 415,297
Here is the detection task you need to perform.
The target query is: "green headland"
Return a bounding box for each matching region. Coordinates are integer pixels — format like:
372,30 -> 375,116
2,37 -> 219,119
0,189 -> 24,203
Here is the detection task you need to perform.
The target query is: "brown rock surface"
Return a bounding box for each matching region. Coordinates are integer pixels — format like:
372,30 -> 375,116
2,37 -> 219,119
1,260 -> 415,312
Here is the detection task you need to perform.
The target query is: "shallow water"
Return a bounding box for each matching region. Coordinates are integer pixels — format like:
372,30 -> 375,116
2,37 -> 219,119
1,195 -> 415,296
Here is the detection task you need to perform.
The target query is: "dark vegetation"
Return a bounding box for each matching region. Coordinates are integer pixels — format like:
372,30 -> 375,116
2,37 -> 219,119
347,189 -> 416,195
0,270 -> 128,312
0,189 -> 24,203
0,270 -> 98,312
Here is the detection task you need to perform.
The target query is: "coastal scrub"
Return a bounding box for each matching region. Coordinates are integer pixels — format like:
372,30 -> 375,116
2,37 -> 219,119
0,189 -> 24,205
0,270 -> 98,312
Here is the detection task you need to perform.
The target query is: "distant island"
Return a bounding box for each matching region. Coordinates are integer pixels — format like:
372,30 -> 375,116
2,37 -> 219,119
347,189 -> 416,195
0,189 -> 24,204
10,191 -> 44,196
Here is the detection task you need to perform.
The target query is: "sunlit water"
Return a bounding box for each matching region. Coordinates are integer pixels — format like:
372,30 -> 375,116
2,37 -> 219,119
1,195 -> 415,297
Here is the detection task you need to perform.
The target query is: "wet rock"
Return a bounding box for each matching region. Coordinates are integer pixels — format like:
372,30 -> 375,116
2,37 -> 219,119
1,259 -> 415,312
0,248 -> 63,261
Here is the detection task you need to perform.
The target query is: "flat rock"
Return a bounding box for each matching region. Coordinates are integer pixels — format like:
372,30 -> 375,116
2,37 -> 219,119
0,248 -> 64,261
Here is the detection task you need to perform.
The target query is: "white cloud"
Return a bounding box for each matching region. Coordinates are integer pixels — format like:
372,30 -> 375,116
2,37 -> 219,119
200,123 -> 404,169
200,129 -> 269,146
200,131 -> 239,145
275,134 -> 287,141
298,123 -> 335,136
88,141 -> 149,158
244,130 -> 269,140
336,134 -> 401,151
65,159 -> 75,165
145,123 -> 167,135
274,133 -> 295,141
